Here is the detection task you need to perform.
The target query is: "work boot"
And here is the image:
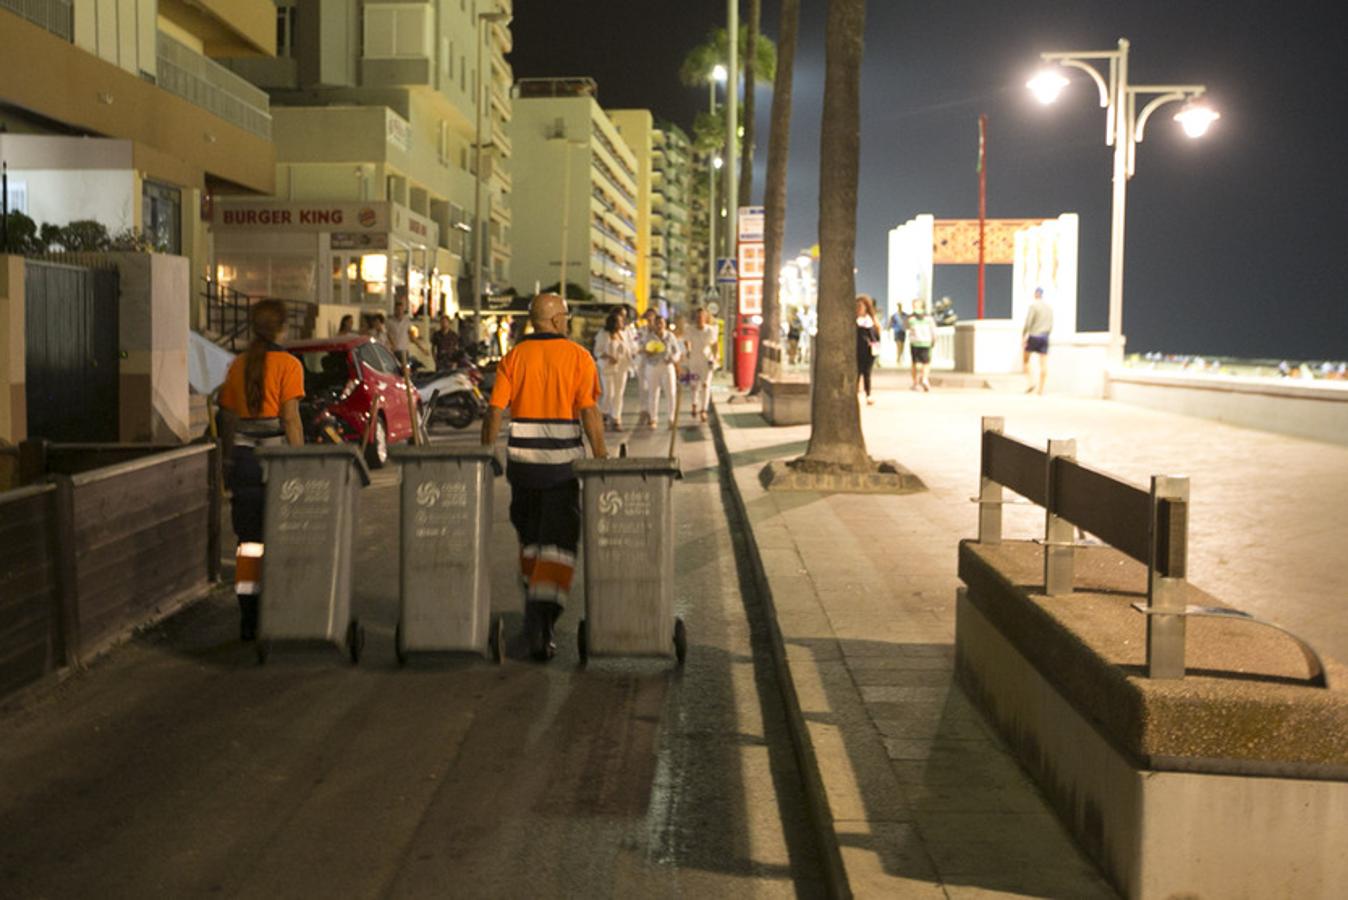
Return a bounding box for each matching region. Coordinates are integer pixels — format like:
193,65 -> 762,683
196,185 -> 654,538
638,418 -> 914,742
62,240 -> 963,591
238,594 -> 259,642
525,600 -> 561,661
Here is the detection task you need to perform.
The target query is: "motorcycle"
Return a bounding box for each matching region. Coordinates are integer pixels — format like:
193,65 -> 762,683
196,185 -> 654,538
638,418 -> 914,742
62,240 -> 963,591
415,362 -> 488,432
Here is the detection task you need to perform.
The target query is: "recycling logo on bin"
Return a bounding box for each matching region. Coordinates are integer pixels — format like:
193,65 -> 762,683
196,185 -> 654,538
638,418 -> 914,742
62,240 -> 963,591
277,477 -> 333,537
595,487 -> 653,549
413,479 -> 469,539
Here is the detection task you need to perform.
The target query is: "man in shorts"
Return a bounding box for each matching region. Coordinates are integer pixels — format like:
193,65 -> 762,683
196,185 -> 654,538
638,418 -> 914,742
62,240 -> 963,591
1022,287 -> 1054,395
906,303 -> 935,391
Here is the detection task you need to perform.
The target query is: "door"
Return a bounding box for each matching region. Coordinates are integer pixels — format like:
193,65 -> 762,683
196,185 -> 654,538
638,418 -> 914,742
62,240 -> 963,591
24,261 -> 119,442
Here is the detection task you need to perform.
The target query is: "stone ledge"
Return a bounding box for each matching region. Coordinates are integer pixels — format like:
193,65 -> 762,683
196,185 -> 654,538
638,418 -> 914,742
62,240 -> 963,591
760,459 -> 926,495
958,539 -> 1348,776
760,376 -> 811,426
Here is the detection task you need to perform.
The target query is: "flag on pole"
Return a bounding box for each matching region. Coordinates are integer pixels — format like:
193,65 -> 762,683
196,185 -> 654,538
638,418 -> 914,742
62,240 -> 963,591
976,116 -> 986,174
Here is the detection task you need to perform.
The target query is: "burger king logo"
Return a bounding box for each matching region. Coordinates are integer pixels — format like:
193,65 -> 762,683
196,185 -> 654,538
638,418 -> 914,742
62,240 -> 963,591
358,207 -> 377,228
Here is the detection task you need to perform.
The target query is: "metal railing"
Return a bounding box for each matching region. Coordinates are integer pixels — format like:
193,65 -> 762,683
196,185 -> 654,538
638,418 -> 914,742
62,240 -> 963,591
203,280 -> 315,352
975,416 -> 1329,687
156,32 -> 272,139
0,0 -> 72,40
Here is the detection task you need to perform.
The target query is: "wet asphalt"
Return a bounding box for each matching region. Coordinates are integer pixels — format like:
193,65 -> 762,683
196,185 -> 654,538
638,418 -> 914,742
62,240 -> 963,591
0,396 -> 824,898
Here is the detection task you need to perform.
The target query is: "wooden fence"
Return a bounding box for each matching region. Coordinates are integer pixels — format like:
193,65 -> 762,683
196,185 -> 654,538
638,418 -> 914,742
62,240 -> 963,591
0,443 -> 219,699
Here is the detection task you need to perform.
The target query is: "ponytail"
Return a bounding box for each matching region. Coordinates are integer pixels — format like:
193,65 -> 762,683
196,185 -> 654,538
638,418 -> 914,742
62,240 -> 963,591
244,299 -> 287,416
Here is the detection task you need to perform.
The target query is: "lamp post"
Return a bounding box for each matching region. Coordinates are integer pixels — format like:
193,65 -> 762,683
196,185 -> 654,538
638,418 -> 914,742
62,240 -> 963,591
555,138 -> 587,301
472,9 -> 511,336
725,1 -> 739,267
1029,38 -> 1218,361
708,153 -> 723,291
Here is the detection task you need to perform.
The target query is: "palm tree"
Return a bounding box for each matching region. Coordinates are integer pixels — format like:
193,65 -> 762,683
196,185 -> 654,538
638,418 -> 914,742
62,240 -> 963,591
738,0 -> 761,205
679,25 -> 777,191
751,0 -> 798,393
801,0 -> 870,470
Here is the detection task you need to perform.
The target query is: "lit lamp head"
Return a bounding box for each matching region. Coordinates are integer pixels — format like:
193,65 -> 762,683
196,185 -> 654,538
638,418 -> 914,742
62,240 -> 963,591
712,155 -> 724,170
1174,102 -> 1221,138
711,64 -> 728,84
1027,69 -> 1071,105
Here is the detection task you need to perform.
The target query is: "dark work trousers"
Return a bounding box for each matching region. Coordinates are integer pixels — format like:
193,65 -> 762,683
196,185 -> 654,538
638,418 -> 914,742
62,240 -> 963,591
857,353 -> 876,397
508,478 -> 581,608
228,446 -> 265,544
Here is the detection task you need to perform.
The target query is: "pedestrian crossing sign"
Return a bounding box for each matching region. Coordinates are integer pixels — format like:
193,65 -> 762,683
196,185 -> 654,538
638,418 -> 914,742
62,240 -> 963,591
716,257 -> 738,285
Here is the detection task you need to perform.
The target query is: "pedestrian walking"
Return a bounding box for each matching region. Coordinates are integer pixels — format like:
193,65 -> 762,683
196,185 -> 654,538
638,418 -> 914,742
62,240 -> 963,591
337,314 -> 355,336
856,295 -> 881,405
366,313 -> 390,350
388,295 -> 427,368
216,300 -> 305,641
1023,286 -> 1055,395
640,315 -> 683,429
907,302 -> 935,391
430,314 -> 460,371
786,312 -> 803,365
888,303 -> 907,365
634,307 -> 659,427
684,307 -> 718,422
594,307 -> 633,430
481,293 -> 608,661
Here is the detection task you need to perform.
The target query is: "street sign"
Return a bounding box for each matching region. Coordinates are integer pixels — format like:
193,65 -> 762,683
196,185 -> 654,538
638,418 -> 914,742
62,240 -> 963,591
737,206 -> 765,242
716,257 -> 738,285
737,241 -> 765,280
738,280 -> 763,315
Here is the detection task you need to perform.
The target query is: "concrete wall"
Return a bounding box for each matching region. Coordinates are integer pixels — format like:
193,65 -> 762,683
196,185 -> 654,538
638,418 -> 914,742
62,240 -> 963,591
1107,369 -> 1348,447
0,257 -> 26,443
111,253 -> 191,442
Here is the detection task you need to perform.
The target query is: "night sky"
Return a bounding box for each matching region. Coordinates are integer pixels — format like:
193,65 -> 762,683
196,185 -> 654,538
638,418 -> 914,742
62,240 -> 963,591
513,1 -> 1348,361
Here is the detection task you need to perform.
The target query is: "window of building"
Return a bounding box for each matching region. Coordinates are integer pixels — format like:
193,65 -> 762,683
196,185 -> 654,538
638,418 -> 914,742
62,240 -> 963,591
276,3 -> 297,58
363,4 -> 431,59
141,181 -> 181,254
438,120 -> 451,166
4,180 -> 27,215
460,56 -> 466,92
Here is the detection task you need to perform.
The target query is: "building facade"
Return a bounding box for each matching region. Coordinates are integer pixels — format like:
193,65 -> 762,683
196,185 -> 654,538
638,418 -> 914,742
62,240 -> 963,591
0,0 -> 277,299
216,0 -> 513,322
607,109 -> 652,313
650,123 -> 692,313
510,78 -> 638,309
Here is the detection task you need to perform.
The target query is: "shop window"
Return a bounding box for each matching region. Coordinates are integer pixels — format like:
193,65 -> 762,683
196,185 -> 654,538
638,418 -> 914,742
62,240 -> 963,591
142,180 -> 181,254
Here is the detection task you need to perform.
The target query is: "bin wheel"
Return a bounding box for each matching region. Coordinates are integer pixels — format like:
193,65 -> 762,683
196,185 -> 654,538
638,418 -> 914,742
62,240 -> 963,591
673,617 -> 687,665
256,641 -> 270,666
490,617 -> 505,664
347,619 -> 365,665
395,622 -> 407,667
577,619 -> 588,665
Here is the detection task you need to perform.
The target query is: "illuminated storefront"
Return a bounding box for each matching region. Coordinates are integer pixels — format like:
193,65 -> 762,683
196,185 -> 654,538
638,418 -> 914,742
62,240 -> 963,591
209,199 -> 446,315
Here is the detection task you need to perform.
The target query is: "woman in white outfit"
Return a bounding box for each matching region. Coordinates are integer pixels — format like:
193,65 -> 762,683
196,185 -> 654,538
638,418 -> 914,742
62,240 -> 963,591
641,315 -> 683,429
634,307 -> 658,427
593,308 -> 632,430
683,307 -> 718,422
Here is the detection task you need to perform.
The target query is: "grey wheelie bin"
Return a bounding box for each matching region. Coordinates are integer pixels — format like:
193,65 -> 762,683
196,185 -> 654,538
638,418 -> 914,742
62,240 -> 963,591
573,457 -> 686,664
391,446 -> 503,664
254,445 -> 371,665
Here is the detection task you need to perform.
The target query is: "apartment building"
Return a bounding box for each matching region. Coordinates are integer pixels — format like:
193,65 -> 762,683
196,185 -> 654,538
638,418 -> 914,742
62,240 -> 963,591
510,78 -> 638,309
650,123 -> 692,312
0,0 -> 277,293
215,0 -> 513,320
607,109 -> 652,313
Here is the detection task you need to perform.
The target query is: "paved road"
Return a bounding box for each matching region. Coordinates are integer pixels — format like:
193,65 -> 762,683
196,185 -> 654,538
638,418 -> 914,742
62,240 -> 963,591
0,393 -> 823,898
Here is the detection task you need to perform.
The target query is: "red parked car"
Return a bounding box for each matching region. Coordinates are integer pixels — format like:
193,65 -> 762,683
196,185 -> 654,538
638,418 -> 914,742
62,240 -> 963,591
286,336 -> 418,468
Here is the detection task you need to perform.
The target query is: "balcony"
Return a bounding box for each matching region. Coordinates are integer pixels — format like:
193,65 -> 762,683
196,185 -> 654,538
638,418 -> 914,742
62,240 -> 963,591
0,0 -> 72,41
156,31 -> 271,139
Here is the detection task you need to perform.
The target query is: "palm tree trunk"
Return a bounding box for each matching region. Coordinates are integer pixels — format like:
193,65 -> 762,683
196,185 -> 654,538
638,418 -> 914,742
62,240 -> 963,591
751,0 -> 798,394
738,0 -> 760,204
802,0 -> 869,469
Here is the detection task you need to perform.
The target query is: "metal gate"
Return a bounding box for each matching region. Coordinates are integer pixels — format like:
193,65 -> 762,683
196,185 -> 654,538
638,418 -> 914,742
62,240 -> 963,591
24,261 -> 119,442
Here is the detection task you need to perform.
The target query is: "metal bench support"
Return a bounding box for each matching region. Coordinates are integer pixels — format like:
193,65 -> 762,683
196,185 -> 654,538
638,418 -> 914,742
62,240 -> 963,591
1146,475 -> 1190,679
1043,439 -> 1076,596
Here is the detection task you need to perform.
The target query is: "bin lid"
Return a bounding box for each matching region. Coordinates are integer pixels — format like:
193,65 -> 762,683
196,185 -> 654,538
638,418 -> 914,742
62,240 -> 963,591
391,445 -> 502,475
573,457 -> 682,479
255,444 -> 372,486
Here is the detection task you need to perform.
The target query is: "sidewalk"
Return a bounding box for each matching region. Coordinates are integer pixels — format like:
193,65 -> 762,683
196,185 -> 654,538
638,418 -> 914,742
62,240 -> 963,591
710,371 -> 1348,898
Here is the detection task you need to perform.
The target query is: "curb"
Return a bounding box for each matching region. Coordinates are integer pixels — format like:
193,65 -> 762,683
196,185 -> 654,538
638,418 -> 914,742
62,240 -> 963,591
708,397 -> 852,900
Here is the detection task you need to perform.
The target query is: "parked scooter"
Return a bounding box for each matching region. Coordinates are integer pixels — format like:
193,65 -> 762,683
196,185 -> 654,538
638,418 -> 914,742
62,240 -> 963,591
414,356 -> 488,432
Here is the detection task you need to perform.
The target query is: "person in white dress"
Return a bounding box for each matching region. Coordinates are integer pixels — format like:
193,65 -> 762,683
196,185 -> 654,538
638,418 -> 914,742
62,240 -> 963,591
593,308 -> 633,430
683,307 -> 719,422
634,307 -> 659,427
641,315 -> 683,429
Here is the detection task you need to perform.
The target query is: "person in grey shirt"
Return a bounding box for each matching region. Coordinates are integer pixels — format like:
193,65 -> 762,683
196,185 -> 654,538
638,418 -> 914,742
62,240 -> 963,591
1022,287 -> 1054,395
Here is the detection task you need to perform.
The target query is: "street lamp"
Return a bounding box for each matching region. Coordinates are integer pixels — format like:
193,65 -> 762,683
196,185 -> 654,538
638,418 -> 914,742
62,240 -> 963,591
1030,38 -> 1217,361
471,9 -> 512,337
553,137 -> 588,301
708,154 -> 723,290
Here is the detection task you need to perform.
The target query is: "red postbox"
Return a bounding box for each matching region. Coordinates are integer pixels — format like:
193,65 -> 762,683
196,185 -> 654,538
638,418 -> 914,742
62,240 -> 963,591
734,316 -> 760,392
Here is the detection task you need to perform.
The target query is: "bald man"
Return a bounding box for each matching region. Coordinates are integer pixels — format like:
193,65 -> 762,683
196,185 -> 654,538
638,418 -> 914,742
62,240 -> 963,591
483,293 -> 608,661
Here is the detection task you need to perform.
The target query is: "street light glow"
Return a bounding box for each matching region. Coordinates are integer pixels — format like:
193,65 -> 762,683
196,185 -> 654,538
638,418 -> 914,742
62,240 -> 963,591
712,155 -> 724,170
711,64 -> 728,84
1174,103 -> 1221,138
1027,69 -> 1070,105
